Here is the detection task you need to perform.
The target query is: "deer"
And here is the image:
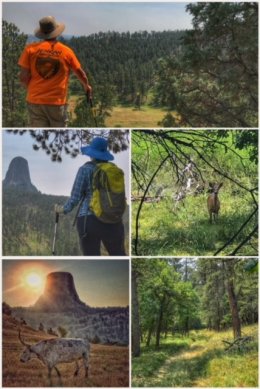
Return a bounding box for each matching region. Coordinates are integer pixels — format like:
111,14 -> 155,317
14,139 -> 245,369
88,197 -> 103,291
18,329 -> 90,386
207,182 -> 223,223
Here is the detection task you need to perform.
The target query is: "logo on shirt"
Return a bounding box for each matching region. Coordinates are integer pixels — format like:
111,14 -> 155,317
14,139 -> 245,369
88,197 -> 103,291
35,57 -> 61,79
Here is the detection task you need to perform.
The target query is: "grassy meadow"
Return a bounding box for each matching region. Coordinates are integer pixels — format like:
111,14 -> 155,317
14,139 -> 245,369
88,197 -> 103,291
67,95 -> 178,127
132,187 -> 257,256
3,314 -> 129,387
132,325 -> 258,387
105,105 -> 178,128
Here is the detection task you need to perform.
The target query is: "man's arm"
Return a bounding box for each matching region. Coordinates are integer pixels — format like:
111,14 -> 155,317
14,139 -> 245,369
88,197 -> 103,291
74,68 -> 92,96
19,67 -> 31,88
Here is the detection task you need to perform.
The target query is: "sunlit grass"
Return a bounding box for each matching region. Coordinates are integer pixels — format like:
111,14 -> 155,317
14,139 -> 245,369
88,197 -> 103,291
132,325 -> 258,387
106,105 -> 178,128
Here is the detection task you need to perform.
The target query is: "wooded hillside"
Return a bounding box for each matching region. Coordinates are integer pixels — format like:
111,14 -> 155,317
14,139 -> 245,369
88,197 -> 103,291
3,189 -> 129,256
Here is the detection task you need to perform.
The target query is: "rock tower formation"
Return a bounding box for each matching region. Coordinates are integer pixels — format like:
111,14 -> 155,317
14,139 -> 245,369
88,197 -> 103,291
34,272 -> 88,312
3,156 -> 38,193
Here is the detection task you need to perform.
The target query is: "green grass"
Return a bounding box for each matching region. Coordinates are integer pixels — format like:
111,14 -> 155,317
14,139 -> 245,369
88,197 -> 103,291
132,325 -> 258,387
105,104 -> 179,128
67,95 -> 178,127
132,191 -> 257,256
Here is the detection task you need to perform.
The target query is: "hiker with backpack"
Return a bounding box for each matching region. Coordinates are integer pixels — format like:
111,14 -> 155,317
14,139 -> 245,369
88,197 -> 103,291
54,137 -> 127,256
18,16 -> 92,127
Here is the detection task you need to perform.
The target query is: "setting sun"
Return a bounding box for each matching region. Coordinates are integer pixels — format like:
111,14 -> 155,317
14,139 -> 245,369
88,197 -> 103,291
25,272 -> 43,289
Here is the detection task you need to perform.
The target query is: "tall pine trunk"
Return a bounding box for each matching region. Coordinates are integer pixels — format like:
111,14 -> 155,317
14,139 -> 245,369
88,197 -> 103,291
226,277 -> 241,339
225,260 -> 242,339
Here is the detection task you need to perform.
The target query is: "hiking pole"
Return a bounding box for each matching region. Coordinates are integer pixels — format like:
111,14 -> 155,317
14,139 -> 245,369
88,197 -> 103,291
86,91 -> 98,127
52,212 -> 59,255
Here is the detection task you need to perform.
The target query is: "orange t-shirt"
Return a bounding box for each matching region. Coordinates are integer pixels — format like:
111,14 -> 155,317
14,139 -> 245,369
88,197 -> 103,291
18,40 -> 81,105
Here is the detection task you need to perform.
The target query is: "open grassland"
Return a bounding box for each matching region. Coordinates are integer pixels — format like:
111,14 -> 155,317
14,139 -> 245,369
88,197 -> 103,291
105,105 -> 179,128
132,190 -> 257,256
3,314 -> 129,387
132,325 -> 258,387
67,96 -> 178,127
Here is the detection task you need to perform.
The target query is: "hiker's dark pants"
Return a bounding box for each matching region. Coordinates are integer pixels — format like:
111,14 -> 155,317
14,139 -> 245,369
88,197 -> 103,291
77,215 -> 126,256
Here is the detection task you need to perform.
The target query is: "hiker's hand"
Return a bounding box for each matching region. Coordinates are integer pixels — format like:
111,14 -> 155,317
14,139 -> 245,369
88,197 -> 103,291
85,84 -> 92,97
54,204 -> 64,214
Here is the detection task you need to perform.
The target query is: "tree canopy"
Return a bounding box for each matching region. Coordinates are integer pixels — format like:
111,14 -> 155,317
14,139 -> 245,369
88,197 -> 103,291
154,2 -> 258,127
7,129 -> 129,162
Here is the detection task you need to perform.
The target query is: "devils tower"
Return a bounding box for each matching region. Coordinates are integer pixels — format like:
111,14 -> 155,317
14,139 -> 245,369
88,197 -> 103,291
3,156 -> 38,193
34,272 -> 89,312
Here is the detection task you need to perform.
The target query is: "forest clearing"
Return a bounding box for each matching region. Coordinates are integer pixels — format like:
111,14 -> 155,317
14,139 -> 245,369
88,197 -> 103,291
132,130 -> 258,256
68,96 -> 178,128
132,325 -> 258,387
67,95 -> 177,128
132,258 -> 258,387
3,314 -> 129,387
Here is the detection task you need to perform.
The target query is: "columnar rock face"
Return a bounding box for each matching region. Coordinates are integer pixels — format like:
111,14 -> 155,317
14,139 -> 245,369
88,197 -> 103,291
3,156 -> 38,193
34,272 -> 88,312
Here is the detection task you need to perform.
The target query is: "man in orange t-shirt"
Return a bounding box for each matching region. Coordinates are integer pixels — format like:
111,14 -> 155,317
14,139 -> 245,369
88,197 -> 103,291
18,16 -> 92,127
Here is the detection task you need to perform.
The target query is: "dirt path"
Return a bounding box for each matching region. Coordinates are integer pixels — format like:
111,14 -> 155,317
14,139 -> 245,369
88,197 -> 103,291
153,344 -> 207,386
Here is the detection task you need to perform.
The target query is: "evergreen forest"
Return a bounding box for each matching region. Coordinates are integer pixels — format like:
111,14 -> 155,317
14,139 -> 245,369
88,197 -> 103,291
132,258 -> 258,387
131,129 -> 258,256
2,2 -> 258,127
2,189 -> 129,256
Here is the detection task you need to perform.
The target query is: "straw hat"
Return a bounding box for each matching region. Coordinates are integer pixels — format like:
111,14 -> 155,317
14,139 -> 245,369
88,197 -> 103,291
34,16 -> 65,39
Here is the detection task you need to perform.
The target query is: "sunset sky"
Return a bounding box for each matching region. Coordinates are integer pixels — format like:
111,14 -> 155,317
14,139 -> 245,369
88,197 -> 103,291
3,260 -> 129,308
2,130 -> 129,199
3,2 -> 192,36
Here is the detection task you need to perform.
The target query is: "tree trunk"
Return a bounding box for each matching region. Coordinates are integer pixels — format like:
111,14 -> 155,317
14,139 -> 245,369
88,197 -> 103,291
132,270 -> 141,357
224,259 -> 242,339
146,326 -> 153,346
155,295 -> 166,348
226,277 -> 241,339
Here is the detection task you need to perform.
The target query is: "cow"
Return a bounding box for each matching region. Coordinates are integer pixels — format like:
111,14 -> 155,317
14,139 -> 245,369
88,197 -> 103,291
18,329 -> 90,386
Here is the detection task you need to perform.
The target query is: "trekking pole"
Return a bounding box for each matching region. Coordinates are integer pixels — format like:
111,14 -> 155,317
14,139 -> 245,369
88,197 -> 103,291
72,195 -> 85,227
86,91 -> 98,127
52,212 -> 59,255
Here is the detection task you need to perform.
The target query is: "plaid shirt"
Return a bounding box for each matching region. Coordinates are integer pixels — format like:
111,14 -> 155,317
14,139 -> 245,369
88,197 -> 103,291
63,162 -> 95,217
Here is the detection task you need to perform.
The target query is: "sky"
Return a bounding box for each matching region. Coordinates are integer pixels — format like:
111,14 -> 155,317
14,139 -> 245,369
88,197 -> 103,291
2,130 -> 130,199
2,2 -> 192,36
3,259 -> 129,307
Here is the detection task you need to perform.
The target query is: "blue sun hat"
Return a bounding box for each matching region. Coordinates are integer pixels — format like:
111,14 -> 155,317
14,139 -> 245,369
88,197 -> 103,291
81,137 -> 114,161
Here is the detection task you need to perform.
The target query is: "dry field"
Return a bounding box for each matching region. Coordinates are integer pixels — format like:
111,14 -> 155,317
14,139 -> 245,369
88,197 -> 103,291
3,314 -> 129,387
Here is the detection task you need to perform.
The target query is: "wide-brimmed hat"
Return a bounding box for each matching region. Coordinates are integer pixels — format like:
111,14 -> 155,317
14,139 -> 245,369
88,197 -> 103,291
81,137 -> 114,161
34,16 -> 65,39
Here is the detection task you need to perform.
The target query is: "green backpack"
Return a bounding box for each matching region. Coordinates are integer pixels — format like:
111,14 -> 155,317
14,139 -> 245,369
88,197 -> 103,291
90,162 -> 126,223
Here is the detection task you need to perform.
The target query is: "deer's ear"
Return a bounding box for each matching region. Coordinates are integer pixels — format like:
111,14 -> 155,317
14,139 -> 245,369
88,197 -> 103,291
219,183 -> 223,188
208,182 -> 213,188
